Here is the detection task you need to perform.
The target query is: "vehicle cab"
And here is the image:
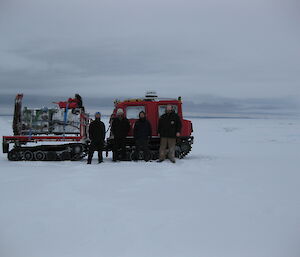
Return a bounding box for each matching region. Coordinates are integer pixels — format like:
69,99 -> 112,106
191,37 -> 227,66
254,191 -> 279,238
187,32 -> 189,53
111,92 -> 193,138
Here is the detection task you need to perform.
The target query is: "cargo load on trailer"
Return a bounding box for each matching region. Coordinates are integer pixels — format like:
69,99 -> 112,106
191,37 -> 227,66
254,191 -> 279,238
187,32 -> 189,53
3,94 -> 89,161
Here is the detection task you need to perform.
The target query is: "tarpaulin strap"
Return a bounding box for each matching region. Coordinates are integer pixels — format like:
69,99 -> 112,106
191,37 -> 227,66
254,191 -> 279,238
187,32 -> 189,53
29,128 -> 32,140
63,104 -> 69,136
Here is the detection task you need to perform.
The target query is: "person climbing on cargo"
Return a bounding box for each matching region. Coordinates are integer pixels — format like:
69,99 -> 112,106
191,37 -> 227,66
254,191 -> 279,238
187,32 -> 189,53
75,94 -> 84,111
87,112 -> 106,164
111,108 -> 130,161
133,111 -> 152,161
157,105 -> 182,163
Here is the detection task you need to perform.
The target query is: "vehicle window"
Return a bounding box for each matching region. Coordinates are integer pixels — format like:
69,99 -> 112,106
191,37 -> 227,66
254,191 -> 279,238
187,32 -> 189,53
158,105 -> 178,117
126,106 -> 145,119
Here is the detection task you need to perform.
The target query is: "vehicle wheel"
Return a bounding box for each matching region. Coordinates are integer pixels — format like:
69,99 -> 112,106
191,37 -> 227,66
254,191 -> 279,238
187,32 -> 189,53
181,142 -> 191,152
130,151 -> 138,161
175,145 -> 181,158
46,151 -> 58,161
144,151 -> 152,162
151,151 -> 159,160
23,150 -> 34,161
124,150 -> 132,161
34,151 -> 46,161
179,142 -> 192,158
72,145 -> 82,154
60,151 -> 71,161
130,150 -> 152,161
8,150 -> 21,161
71,154 -> 83,161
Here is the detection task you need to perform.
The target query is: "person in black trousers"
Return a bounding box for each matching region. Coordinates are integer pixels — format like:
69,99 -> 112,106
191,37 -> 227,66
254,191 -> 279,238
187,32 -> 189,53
111,108 -> 130,161
133,111 -> 152,161
87,112 -> 106,164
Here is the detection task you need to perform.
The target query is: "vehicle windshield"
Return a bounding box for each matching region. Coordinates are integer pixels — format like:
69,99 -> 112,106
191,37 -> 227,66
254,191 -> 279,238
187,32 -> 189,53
158,105 -> 178,117
126,106 -> 145,119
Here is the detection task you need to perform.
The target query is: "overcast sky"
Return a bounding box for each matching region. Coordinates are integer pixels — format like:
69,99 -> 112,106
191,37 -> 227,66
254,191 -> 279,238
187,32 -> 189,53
0,0 -> 299,114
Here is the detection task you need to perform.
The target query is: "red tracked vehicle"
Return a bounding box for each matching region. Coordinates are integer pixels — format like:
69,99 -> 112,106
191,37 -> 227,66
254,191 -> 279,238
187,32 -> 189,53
106,92 -> 194,160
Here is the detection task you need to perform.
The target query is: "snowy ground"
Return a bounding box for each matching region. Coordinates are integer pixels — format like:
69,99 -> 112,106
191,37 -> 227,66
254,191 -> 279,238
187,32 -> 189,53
0,116 -> 300,257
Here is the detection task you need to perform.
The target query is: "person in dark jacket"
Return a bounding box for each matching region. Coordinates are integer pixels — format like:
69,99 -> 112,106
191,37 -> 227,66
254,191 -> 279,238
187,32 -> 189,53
133,111 -> 152,161
111,108 -> 130,161
157,105 -> 182,163
87,112 -> 106,164
75,94 -> 84,111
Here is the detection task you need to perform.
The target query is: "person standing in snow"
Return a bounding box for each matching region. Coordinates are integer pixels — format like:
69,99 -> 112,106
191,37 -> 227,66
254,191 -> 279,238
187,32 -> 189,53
87,112 -> 106,164
133,111 -> 152,161
157,105 -> 182,163
111,108 -> 130,161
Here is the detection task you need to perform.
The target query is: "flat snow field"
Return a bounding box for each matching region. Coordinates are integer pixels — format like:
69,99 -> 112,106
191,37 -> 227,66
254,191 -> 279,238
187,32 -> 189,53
0,116 -> 300,257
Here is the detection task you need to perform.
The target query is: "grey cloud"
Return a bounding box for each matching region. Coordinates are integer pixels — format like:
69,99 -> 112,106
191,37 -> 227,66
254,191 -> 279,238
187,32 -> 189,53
0,93 -> 299,117
0,0 -> 299,111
